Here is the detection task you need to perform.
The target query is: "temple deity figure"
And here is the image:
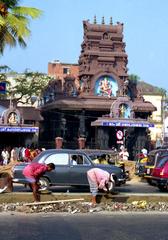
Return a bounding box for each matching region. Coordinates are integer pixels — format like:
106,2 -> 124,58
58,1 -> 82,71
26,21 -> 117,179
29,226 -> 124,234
8,112 -> 18,124
99,77 -> 112,98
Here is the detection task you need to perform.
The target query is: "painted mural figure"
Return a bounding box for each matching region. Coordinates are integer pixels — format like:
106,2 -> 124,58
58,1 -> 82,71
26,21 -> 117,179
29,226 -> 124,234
99,77 -> 113,98
119,104 -> 125,118
122,80 -> 129,96
119,104 -> 130,118
8,112 -> 18,124
80,75 -> 90,93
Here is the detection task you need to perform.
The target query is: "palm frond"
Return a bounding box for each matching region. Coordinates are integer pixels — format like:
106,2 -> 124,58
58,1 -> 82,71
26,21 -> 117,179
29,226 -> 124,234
0,2 -> 42,55
2,28 -> 17,46
12,7 -> 42,19
6,13 -> 30,37
17,36 -> 27,48
0,15 -> 6,26
1,0 -> 19,8
0,26 -> 17,54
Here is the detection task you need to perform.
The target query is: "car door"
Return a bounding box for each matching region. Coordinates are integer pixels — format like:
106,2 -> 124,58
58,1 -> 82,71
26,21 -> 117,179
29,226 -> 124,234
43,153 -> 70,185
69,154 -> 92,185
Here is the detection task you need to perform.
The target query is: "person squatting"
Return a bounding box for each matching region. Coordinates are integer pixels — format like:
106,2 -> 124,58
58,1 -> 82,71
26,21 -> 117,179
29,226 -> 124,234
87,168 -> 115,205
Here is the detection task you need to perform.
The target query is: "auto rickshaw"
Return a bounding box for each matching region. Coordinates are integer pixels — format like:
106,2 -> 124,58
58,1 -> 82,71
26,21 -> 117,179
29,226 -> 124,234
144,148 -> 168,185
135,153 -> 149,176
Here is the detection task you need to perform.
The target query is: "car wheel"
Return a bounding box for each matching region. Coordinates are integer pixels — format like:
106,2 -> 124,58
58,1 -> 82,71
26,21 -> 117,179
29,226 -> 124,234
146,178 -> 153,185
108,181 -> 115,193
102,181 -> 115,193
38,177 -> 49,191
158,184 -> 168,192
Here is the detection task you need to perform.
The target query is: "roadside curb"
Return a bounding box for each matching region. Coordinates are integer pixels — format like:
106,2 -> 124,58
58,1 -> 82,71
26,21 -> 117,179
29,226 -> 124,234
1,192 -> 168,204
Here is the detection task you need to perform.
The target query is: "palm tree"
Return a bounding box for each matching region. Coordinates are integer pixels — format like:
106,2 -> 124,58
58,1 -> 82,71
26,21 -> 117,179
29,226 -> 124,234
128,74 -> 140,83
0,0 -> 42,54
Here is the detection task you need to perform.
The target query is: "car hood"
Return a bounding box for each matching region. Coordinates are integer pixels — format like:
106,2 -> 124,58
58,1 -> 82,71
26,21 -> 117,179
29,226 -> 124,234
94,164 -> 121,172
13,162 -> 29,170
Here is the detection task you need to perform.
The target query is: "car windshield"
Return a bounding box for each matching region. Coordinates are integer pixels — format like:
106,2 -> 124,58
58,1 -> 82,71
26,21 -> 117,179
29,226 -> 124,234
156,156 -> 168,168
88,152 -> 118,165
146,154 -> 155,165
146,151 -> 168,166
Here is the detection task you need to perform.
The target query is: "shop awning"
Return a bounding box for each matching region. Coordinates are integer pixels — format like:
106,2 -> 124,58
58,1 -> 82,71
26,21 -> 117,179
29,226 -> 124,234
91,118 -> 154,128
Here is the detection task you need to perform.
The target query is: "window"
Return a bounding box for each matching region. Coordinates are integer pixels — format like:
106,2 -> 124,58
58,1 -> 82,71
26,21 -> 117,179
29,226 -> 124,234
157,157 -> 168,168
63,67 -> 70,75
70,154 -> 91,165
45,153 -> 69,165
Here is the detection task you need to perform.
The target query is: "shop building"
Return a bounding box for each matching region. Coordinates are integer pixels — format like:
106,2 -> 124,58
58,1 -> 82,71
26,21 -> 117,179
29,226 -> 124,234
0,100 -> 42,148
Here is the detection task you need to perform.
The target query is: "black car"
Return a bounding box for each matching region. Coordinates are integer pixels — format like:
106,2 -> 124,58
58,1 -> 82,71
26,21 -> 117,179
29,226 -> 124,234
12,149 -> 126,190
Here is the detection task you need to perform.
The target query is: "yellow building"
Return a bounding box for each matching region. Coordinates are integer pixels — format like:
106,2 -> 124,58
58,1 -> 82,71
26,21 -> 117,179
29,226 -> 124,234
143,94 -> 164,146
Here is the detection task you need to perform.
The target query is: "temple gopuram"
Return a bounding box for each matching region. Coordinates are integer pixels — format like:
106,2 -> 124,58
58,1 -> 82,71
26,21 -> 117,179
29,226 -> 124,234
40,17 -> 156,159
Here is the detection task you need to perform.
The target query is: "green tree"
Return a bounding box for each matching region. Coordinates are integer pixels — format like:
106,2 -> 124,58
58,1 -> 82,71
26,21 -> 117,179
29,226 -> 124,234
129,73 -> 167,96
0,0 -> 42,54
0,65 -> 10,99
7,71 -> 53,104
128,74 -> 140,83
0,64 -> 10,72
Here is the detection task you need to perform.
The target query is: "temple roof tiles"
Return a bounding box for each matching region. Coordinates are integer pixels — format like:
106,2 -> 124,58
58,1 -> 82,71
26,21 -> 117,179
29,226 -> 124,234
132,101 -> 157,112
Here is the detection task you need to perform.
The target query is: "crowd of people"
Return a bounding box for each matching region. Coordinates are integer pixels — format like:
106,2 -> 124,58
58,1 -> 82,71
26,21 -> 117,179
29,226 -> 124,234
0,146 -> 44,165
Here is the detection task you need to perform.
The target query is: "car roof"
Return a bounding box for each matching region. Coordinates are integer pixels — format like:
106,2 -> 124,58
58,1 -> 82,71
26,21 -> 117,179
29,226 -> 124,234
79,149 -> 118,155
42,149 -> 89,155
149,149 -> 168,156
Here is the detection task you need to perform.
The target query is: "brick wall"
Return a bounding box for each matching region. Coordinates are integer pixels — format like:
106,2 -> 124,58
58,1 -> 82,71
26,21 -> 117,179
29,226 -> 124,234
48,61 -> 79,80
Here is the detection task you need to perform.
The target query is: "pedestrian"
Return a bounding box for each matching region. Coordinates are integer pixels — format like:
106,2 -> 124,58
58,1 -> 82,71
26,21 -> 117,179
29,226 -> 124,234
141,148 -> 148,158
70,155 -> 78,165
1,147 -> 10,165
10,147 -> 18,163
87,168 -> 114,205
119,146 -> 129,161
24,146 -> 31,162
22,162 -> 55,202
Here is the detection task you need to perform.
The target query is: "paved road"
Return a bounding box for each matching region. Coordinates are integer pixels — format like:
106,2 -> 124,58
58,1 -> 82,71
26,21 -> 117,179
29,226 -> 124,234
0,212 -> 168,240
116,178 -> 160,194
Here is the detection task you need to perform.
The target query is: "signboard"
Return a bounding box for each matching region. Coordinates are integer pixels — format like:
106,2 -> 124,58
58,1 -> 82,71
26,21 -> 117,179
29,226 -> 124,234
116,130 -> 123,140
0,126 -> 39,133
102,121 -> 154,128
0,82 -> 6,94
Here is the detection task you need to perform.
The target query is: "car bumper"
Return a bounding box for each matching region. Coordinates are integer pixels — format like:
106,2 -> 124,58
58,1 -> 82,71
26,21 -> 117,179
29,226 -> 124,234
117,177 -> 126,185
144,170 -> 155,179
151,177 -> 168,186
12,178 -> 29,184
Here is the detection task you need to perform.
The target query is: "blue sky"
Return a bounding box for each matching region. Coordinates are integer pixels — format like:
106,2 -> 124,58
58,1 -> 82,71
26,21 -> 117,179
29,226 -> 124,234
1,0 -> 168,91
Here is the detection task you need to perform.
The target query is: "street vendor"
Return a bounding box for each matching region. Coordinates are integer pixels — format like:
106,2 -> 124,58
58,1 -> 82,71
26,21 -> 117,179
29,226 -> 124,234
23,162 -> 55,202
87,168 -> 114,205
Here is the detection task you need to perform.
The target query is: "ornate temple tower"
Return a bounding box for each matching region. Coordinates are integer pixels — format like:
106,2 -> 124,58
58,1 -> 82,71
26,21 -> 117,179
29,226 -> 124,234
77,17 -> 156,157
78,17 -> 128,97
41,17 -> 156,158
